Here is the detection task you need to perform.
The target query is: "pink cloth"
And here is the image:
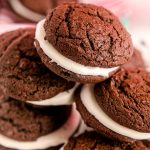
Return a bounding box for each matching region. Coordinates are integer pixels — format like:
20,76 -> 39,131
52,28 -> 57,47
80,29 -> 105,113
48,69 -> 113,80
0,0 -> 14,24
0,23 -> 35,34
0,1 -> 35,34
81,0 -> 130,17
0,9 -> 14,24
0,0 -> 129,24
0,7 -> 35,34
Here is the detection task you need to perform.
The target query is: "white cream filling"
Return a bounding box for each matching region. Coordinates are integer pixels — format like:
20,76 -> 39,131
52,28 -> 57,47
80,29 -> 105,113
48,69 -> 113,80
80,84 -> 150,140
8,0 -> 45,22
27,84 -> 79,106
0,105 -> 80,150
35,19 -> 119,77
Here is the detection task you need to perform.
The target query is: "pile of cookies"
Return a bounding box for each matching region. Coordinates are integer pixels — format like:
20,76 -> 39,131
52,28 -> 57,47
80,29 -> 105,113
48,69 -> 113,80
0,1 -> 150,150
0,24 -> 81,150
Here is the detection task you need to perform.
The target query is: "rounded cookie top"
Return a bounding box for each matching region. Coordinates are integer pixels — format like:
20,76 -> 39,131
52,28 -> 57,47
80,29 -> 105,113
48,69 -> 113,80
75,70 -> 150,142
0,86 -> 71,142
44,3 -> 133,68
0,28 -> 75,102
64,131 -> 150,150
95,68 -> 150,132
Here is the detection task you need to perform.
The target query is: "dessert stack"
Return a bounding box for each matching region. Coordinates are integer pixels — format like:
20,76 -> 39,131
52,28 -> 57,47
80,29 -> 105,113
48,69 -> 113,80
0,25 -> 80,150
0,1 -> 150,150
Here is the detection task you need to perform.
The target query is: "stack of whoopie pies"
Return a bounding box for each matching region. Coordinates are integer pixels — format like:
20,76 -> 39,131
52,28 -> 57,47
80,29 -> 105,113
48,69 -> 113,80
0,2 -> 150,150
0,26 -> 80,150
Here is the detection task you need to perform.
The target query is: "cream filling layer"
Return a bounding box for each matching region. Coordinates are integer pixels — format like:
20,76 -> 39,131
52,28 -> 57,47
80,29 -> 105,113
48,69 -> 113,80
80,84 -> 150,140
8,0 -> 45,22
27,84 -> 78,106
35,19 -> 119,77
0,105 -> 80,150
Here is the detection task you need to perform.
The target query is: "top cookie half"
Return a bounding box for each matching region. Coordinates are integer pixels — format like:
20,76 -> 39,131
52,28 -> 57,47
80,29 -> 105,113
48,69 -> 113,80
35,3 -> 133,83
0,28 -> 76,104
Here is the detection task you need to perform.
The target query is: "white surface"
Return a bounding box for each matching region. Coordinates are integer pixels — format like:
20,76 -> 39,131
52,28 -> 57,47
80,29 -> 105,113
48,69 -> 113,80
8,0 -> 45,22
0,24 -> 35,35
35,19 -> 119,77
28,84 -> 79,106
129,27 -> 150,70
0,105 -> 80,150
80,84 -> 150,140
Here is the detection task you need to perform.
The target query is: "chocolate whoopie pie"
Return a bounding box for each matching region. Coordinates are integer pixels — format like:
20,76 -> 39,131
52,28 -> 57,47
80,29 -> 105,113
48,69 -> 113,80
2,0 -> 77,22
0,28 -> 77,106
75,68 -> 150,143
0,86 -> 80,150
35,3 -> 133,83
63,131 -> 150,150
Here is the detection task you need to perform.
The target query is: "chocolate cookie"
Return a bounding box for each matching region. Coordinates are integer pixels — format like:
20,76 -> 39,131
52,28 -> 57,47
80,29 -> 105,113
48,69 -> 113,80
0,86 -> 81,150
2,0 -> 77,22
63,131 -> 150,150
35,3 -> 133,83
75,68 -> 150,143
0,28 -> 77,106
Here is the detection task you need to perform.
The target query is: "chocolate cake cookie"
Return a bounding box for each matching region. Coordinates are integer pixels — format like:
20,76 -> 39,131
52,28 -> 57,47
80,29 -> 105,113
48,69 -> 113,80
2,0 -> 77,22
63,131 -> 150,150
35,3 -> 133,83
0,28 -> 77,106
0,86 -> 81,150
75,68 -> 150,142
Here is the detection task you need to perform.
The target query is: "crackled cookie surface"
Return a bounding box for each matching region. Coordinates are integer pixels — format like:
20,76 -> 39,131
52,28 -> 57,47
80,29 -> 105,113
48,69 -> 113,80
35,3 -> 133,83
64,131 -> 150,150
0,28 -> 76,105
75,68 -> 150,142
0,86 -> 81,150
